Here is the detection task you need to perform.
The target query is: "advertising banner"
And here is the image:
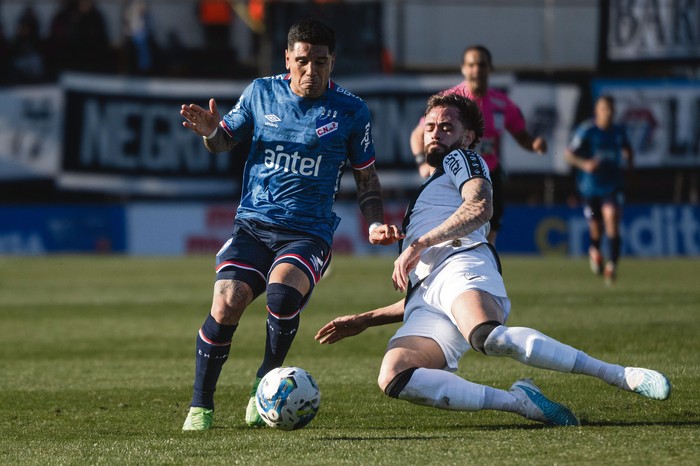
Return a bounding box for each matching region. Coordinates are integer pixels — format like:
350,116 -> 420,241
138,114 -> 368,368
605,0 -> 700,61
0,205 -> 126,254
501,83 -> 580,174
498,204 -> 700,257
1,202 -> 696,257
59,73 -> 247,197
124,202 -> 700,257
0,86 -> 61,181
592,79 -> 700,168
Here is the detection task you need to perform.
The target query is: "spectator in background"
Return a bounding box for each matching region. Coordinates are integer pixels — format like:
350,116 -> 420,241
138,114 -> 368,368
123,0 -> 156,74
7,4 -> 46,82
0,23 -> 8,81
161,30 -> 189,77
46,0 -> 78,77
565,95 -> 634,285
198,0 -> 233,50
71,0 -> 110,72
410,45 -> 547,246
47,0 -> 109,73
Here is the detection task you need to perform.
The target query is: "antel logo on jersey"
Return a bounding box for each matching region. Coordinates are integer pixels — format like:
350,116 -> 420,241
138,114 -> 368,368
316,121 -> 338,137
264,114 -> 281,127
264,145 -> 322,177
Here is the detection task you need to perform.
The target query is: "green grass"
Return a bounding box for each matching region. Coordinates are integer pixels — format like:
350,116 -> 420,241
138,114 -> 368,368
0,255 -> 698,465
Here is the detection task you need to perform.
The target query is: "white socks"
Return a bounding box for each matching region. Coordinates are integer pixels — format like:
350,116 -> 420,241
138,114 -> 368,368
571,351 -> 627,388
393,326 -> 632,415
398,368 -> 485,411
483,325 -> 626,387
397,368 -> 520,413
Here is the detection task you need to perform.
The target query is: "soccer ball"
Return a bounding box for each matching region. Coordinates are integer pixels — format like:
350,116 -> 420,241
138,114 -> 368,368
255,366 -> 321,430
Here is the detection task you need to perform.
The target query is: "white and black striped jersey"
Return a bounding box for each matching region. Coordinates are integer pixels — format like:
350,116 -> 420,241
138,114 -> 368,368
402,149 -> 492,283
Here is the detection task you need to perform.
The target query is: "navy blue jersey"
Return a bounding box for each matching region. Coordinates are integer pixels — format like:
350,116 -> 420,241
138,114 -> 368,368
568,120 -> 630,198
220,74 -> 376,245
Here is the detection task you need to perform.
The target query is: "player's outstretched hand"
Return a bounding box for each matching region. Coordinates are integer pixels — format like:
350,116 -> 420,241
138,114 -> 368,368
369,224 -> 405,245
392,241 -> 426,292
181,98 -> 221,137
315,314 -> 368,344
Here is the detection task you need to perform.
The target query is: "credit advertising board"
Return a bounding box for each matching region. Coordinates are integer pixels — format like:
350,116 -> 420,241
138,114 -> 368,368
1,202 -> 697,256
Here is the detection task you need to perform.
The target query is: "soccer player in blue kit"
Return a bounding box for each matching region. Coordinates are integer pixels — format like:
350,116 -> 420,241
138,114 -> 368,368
179,19 -> 397,430
566,95 -> 634,285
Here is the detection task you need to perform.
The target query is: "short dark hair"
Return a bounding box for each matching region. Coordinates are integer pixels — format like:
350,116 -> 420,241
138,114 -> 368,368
425,93 -> 484,149
463,45 -> 493,69
287,19 -> 336,53
597,94 -> 615,109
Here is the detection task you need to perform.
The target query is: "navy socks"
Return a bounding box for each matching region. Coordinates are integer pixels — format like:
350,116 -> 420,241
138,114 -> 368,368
190,314 -> 237,409
256,284 -> 303,379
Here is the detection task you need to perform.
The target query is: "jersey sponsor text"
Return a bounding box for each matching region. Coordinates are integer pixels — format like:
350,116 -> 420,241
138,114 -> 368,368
264,145 -> 322,177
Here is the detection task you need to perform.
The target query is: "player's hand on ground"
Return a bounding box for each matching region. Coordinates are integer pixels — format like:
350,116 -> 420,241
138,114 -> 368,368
392,241 -> 426,291
181,98 -> 221,137
533,136 -> 547,155
315,314 -> 368,344
369,224 -> 404,245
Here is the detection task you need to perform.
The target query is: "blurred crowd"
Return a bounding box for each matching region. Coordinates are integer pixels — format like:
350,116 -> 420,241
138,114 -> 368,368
0,0 -> 250,84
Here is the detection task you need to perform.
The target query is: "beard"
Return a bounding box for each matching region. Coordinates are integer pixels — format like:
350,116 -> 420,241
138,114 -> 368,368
424,141 -> 462,168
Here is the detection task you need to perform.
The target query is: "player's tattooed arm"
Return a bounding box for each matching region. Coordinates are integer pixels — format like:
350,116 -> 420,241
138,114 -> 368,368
353,165 -> 384,225
203,128 -> 237,153
417,177 -> 492,247
392,177 -> 492,291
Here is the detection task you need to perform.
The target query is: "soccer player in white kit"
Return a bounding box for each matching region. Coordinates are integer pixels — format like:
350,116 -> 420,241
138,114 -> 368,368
316,93 -> 671,426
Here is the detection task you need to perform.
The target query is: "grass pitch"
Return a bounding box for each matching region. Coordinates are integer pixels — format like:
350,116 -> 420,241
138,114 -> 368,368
0,255 -> 698,465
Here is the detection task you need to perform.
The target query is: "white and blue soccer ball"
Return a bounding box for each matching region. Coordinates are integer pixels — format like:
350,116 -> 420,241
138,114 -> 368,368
255,366 -> 321,430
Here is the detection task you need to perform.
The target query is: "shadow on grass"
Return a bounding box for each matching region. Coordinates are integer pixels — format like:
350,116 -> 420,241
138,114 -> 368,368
579,419 -> 700,428
308,419 -> 700,438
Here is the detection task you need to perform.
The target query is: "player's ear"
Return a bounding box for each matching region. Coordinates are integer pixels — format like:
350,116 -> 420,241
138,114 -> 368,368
285,49 -> 291,70
329,53 -> 336,72
463,129 -> 475,148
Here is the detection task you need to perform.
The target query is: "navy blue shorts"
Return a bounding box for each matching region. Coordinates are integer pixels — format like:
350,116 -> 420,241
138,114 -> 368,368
215,217 -> 332,301
583,191 -> 624,221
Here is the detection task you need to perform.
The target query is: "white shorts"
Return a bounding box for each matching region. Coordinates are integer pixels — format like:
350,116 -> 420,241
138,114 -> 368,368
389,245 -> 511,371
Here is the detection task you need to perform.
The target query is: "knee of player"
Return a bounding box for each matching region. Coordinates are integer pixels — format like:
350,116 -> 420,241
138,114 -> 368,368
266,283 -> 304,318
468,320 -> 503,354
377,369 -> 395,394
380,367 -> 419,399
212,280 -> 252,322
210,305 -> 243,326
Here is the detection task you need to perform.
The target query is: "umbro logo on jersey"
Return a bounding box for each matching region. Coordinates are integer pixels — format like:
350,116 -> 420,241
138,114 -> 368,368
310,255 -> 324,272
264,114 -> 281,127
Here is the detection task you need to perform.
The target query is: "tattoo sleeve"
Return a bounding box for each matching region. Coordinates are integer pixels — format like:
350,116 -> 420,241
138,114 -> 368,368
353,166 -> 384,225
419,177 -> 493,246
203,126 -> 238,153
